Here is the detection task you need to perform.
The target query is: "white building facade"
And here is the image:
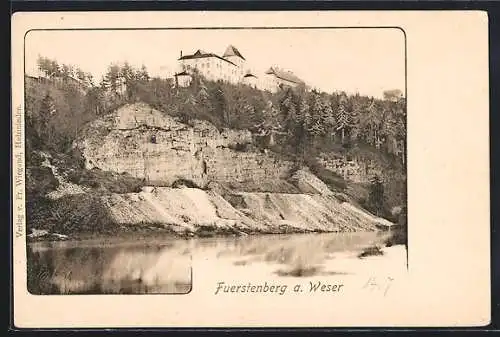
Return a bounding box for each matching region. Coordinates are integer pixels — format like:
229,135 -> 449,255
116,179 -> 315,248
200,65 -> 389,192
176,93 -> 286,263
174,45 -> 305,92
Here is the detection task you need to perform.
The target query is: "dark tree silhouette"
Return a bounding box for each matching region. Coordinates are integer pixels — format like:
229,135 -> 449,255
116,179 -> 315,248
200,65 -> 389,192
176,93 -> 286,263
367,175 -> 386,216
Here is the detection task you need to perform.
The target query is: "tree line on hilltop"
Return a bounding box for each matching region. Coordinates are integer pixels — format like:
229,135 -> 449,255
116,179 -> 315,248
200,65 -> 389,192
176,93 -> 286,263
35,56 -> 95,86
30,56 -> 406,163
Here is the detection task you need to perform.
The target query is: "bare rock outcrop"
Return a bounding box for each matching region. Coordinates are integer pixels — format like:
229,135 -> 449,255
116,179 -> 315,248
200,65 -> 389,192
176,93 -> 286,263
74,103 -> 293,189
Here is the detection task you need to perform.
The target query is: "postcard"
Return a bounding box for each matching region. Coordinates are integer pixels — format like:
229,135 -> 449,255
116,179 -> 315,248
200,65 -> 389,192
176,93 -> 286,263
11,10 -> 490,328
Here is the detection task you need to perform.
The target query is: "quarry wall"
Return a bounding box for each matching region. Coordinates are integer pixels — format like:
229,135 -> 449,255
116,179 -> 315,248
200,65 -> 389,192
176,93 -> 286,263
317,155 -> 382,184
75,103 -> 295,187
75,103 -> 392,188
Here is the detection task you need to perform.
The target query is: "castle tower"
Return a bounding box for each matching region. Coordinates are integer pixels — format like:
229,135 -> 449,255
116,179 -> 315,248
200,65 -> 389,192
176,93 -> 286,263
222,45 -> 246,83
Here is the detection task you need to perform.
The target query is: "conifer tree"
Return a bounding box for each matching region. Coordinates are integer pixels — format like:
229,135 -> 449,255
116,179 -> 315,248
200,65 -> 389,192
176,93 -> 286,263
85,72 -> 94,87
37,56 -> 56,78
367,175 -> 386,216
210,84 -> 227,126
76,68 -> 86,83
307,92 -> 325,138
348,96 -> 361,141
120,62 -> 134,83
60,64 -> 71,81
138,64 -> 150,81
301,97 -> 312,135
51,59 -> 61,78
321,99 -> 336,139
336,93 -> 349,143
40,93 -> 56,116
297,95 -> 309,128
197,83 -> 210,105
279,89 -> 297,134
103,64 -> 122,96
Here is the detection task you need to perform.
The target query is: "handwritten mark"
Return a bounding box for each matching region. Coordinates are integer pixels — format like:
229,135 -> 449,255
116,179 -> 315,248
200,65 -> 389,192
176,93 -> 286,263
362,276 -> 394,296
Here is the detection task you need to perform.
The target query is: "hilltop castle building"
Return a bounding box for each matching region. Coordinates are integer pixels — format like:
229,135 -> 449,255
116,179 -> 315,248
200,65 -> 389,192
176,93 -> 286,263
174,45 -> 305,92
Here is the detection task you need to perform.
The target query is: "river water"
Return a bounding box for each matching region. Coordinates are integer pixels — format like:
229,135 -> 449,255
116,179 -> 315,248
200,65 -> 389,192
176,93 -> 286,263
27,231 -> 406,295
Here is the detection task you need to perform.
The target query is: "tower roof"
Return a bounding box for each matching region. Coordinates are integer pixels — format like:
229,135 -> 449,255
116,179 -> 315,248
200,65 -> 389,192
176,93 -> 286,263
223,45 -> 246,60
179,49 -> 237,66
265,67 -> 304,84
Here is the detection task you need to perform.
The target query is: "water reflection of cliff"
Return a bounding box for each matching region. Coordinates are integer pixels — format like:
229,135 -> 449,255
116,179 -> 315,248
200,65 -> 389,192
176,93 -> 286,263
27,243 -> 192,295
27,232 -> 400,295
193,232 -> 393,277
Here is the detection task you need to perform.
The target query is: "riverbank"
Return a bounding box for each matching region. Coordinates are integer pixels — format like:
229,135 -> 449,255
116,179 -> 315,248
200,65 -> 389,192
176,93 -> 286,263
27,223 -> 375,244
27,225 -> 404,258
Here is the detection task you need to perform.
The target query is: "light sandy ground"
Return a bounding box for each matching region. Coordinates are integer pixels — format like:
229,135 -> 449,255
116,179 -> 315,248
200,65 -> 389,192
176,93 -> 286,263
39,152 -> 88,199
100,186 -> 387,233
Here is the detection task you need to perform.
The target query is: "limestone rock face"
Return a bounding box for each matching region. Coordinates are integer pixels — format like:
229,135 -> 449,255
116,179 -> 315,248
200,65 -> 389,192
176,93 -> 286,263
74,103 -> 293,188
317,153 -> 385,183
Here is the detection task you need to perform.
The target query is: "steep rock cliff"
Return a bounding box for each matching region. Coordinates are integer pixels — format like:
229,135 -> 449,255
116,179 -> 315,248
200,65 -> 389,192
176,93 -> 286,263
74,103 -> 294,189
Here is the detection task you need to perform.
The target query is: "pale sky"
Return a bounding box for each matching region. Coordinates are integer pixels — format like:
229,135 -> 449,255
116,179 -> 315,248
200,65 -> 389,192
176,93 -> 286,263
25,28 -> 405,99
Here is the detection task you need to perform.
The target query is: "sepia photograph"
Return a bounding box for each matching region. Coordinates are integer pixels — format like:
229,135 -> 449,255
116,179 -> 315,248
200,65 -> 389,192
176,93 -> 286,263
23,27 -> 407,295
11,10 -> 491,328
